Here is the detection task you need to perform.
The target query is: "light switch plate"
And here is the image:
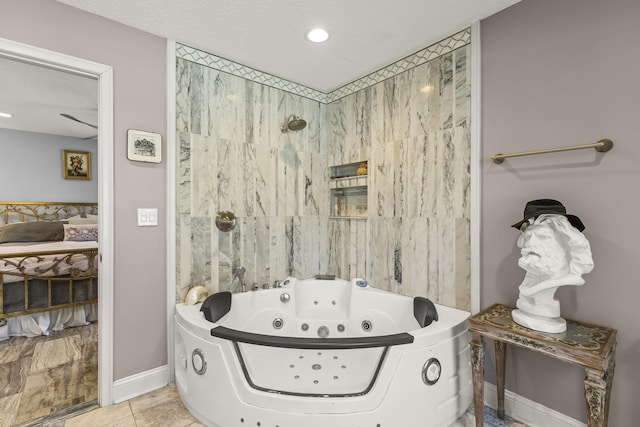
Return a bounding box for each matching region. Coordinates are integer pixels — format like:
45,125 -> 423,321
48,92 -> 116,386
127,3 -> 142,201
137,208 -> 158,226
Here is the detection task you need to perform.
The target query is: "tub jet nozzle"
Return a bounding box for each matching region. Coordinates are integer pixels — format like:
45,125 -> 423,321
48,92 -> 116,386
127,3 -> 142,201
317,326 -> 330,338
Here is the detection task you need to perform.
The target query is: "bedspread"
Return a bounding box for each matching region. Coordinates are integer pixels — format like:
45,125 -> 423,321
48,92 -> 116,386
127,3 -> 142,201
0,241 -> 98,284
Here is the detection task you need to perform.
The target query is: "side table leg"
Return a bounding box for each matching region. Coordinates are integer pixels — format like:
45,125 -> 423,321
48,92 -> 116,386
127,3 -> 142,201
495,340 -> 507,419
604,356 -> 615,426
470,332 -> 484,427
584,359 -> 615,427
584,368 -> 613,427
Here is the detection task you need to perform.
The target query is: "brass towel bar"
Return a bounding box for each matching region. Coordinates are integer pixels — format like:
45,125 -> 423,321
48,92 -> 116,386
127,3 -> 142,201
490,139 -> 613,164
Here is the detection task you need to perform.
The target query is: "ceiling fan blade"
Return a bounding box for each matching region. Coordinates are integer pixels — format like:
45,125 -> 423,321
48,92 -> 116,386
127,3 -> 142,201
83,135 -> 98,140
60,113 -> 98,129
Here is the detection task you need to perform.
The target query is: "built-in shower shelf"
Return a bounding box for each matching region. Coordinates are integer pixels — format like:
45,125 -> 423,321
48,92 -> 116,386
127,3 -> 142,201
329,161 -> 368,180
329,175 -> 367,188
329,161 -> 368,219
329,215 -> 368,220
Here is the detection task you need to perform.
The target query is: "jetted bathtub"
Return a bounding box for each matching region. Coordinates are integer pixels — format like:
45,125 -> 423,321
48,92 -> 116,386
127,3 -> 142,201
174,276 -> 472,427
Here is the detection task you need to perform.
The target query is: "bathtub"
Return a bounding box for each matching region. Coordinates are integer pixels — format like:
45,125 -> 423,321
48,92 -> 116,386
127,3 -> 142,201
174,276 -> 472,427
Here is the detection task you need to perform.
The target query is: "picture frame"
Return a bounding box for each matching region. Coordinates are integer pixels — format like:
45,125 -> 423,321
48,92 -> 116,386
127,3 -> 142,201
127,129 -> 162,163
62,150 -> 91,180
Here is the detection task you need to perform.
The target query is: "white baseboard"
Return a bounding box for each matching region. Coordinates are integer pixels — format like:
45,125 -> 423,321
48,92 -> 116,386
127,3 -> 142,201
484,382 -> 586,427
113,365 -> 170,404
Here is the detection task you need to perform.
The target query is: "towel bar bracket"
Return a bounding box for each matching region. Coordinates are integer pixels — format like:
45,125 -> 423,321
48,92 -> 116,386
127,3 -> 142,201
595,138 -> 614,153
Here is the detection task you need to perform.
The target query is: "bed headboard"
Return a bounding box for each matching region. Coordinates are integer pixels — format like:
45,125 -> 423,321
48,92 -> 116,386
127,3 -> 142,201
0,202 -> 98,226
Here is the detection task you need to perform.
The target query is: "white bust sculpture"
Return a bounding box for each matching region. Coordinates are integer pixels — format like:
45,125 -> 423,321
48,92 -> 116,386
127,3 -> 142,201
510,200 -> 594,333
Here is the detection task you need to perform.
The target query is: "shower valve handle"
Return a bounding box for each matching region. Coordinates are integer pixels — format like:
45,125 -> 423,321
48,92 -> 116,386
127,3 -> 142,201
233,266 -> 246,279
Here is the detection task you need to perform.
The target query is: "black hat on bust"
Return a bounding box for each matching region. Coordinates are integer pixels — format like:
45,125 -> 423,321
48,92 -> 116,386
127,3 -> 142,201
511,199 -> 585,232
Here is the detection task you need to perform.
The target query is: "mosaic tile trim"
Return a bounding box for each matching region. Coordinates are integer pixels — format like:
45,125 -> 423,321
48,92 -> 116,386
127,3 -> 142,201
326,28 -> 470,103
176,27 -> 470,104
175,44 -> 328,103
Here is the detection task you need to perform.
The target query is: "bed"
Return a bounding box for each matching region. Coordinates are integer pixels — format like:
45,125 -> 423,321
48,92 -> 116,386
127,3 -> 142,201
0,202 -> 98,340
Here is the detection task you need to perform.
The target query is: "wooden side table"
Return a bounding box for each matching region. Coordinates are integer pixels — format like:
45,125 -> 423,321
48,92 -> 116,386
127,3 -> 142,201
468,304 -> 616,427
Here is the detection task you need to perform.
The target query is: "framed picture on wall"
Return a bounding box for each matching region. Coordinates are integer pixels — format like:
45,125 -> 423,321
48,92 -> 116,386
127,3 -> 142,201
62,149 -> 91,180
127,129 -> 162,163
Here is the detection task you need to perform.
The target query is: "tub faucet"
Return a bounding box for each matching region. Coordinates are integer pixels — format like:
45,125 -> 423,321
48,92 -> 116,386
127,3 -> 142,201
233,266 -> 247,292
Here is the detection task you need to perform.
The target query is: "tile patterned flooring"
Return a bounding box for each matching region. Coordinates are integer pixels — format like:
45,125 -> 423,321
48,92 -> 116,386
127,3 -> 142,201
0,322 -> 97,426
64,386 -> 203,427
1,322 -> 528,426
454,406 -> 529,427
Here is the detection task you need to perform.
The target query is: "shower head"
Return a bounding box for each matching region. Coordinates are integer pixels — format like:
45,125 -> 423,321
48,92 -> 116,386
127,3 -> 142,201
281,114 -> 307,133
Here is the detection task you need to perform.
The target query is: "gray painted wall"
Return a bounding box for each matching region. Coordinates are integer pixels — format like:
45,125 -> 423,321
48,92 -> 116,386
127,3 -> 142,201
1,1 -> 168,380
481,0 -> 639,425
0,128 -> 98,202
4,1 -> 637,424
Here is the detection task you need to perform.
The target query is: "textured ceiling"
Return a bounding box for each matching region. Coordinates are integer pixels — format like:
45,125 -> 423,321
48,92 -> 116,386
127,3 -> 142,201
0,56 -> 98,139
56,0 -> 521,92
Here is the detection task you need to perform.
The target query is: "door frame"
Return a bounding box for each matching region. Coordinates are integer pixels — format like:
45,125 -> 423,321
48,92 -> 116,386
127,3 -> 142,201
0,37 -> 115,405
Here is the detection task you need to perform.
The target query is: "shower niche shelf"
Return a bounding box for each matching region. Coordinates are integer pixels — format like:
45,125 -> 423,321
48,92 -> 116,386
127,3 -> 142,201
329,161 -> 368,219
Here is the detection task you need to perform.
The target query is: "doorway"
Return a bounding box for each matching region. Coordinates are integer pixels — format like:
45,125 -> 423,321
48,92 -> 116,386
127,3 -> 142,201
0,37 -> 114,423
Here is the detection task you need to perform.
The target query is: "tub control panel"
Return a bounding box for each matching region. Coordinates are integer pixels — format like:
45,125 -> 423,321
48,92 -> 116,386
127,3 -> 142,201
192,348 -> 207,375
422,358 -> 441,385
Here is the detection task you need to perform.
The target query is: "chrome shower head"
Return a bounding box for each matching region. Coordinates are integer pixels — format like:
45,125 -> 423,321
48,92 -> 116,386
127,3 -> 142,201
281,114 -> 307,133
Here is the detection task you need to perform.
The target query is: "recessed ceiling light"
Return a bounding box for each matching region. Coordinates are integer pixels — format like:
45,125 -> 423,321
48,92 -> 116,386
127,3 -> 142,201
307,28 -> 329,43
0,112 -> 12,118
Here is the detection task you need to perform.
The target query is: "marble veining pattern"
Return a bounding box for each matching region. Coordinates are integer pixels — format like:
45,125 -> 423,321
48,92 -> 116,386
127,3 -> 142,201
176,37 -> 470,311
176,55 -> 328,300
0,323 -> 97,426
176,43 -> 327,103
176,29 -> 470,104
328,28 -> 471,103
326,45 -> 471,308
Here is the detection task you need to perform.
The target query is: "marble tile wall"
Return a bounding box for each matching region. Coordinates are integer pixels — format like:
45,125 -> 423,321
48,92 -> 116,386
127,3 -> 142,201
176,38 -> 471,311
327,45 -> 471,309
176,60 -> 328,302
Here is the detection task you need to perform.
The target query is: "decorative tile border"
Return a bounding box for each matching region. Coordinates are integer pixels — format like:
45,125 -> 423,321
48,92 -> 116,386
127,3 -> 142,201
326,28 -> 470,103
175,43 -> 327,102
176,27 -> 470,104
